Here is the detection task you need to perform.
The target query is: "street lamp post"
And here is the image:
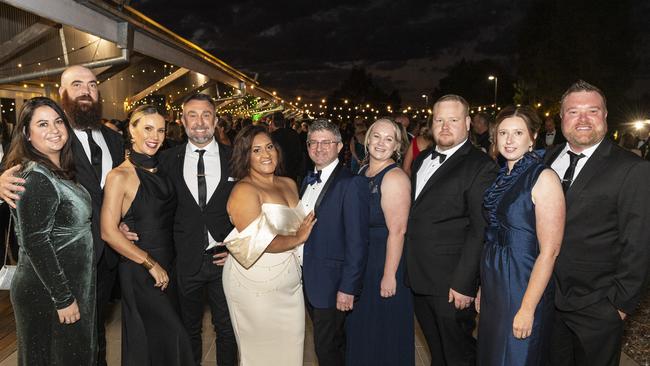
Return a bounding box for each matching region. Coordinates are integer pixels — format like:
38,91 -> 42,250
488,75 -> 498,108
421,94 -> 429,108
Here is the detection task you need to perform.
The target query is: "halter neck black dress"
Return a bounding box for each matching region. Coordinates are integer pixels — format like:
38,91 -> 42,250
119,152 -> 193,365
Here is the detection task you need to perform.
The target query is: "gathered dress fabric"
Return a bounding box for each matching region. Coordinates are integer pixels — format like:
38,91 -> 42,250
118,152 -> 193,366
10,162 -> 96,366
346,163 -> 414,365
223,203 -> 306,366
478,151 -> 554,366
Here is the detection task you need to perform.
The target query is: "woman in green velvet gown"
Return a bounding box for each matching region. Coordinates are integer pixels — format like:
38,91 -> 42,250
5,97 -> 96,365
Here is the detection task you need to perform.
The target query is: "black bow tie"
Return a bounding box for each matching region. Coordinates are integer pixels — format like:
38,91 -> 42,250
430,150 -> 447,163
305,170 -> 322,186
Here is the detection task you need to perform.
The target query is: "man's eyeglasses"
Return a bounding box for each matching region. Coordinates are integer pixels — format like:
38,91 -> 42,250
307,140 -> 341,149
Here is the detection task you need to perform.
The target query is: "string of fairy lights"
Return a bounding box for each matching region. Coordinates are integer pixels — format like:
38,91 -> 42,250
102,64 -> 287,117
2,39 -> 286,118
1,29 -> 564,122
276,98 -> 556,123
2,39 -> 555,122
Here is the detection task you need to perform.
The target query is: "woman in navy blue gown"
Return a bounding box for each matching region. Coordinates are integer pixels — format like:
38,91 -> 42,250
346,117 -> 413,365
477,106 -> 565,366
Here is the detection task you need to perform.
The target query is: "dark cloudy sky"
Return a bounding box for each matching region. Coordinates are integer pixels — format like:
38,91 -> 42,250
130,0 -> 650,104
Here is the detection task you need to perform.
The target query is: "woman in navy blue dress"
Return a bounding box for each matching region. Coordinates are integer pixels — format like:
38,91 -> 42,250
346,117 -> 414,365
477,106 -> 565,366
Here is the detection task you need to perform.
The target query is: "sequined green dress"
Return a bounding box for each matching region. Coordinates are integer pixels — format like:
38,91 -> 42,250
10,162 -> 96,366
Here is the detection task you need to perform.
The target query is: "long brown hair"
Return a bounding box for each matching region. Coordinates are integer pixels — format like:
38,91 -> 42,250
230,125 -> 284,179
491,105 -> 541,159
4,97 -> 76,180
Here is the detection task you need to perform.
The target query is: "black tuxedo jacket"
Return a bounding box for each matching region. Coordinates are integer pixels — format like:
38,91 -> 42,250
158,142 -> 235,276
535,129 -> 566,149
71,126 -> 125,267
545,139 -> 650,314
405,141 -> 498,297
271,127 -> 303,180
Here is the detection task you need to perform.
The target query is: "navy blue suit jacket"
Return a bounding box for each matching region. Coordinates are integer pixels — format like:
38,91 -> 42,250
301,163 -> 370,309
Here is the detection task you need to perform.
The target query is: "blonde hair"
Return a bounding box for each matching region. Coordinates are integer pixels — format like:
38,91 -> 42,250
129,104 -> 161,127
127,105 -> 164,148
363,117 -> 408,163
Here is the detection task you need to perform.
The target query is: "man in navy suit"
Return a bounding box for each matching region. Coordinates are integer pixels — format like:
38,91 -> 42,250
300,119 -> 369,366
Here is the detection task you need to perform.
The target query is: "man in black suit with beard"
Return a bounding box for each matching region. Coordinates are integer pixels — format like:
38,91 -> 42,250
127,93 -> 237,365
547,80 -> 650,366
406,94 -> 498,366
0,65 -> 124,366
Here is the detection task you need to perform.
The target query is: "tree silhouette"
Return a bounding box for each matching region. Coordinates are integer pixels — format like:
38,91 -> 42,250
432,59 -> 515,110
329,67 -> 401,111
516,0 -> 636,121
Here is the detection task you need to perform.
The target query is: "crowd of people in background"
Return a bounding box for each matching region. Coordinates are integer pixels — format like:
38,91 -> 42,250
0,64 -> 648,366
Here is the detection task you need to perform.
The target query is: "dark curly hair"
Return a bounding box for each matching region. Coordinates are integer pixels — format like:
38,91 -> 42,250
230,125 -> 284,179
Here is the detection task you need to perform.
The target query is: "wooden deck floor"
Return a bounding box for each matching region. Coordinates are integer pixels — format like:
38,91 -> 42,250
0,292 -> 16,363
0,291 -> 642,365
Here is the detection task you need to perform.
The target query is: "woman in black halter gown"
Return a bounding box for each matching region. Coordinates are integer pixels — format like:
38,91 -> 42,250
101,105 -> 193,365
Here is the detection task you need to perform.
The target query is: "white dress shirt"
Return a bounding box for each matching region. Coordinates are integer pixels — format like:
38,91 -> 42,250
73,128 -> 113,188
297,158 -> 339,264
545,131 -> 556,146
183,138 -> 221,248
414,139 -> 467,199
550,140 -> 603,187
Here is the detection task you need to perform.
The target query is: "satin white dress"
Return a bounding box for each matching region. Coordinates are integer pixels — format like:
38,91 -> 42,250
223,203 -> 306,366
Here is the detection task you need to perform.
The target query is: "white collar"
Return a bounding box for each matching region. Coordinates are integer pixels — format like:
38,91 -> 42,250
315,158 -> 339,182
186,138 -> 219,156
560,139 -> 603,159
435,138 -> 467,157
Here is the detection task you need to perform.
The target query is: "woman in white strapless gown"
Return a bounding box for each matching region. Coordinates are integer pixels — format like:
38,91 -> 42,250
223,125 -> 316,366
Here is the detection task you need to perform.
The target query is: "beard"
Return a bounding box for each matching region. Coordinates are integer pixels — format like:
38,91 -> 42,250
61,90 -> 103,130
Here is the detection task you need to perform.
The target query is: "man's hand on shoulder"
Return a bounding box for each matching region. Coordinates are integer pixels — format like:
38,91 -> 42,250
0,165 -> 26,208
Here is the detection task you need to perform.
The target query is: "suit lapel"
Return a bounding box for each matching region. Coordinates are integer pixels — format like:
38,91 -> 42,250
564,139 -> 612,204
100,126 -> 124,167
205,143 -> 230,207
175,145 -> 198,206
544,143 -> 565,166
71,132 -> 100,184
314,162 -> 342,211
411,148 -> 431,202
413,141 -> 471,209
